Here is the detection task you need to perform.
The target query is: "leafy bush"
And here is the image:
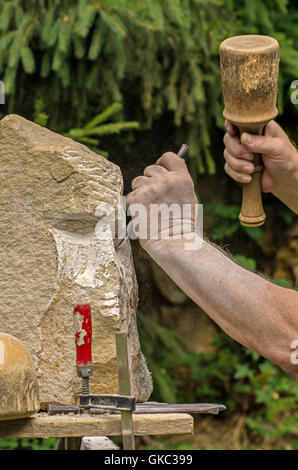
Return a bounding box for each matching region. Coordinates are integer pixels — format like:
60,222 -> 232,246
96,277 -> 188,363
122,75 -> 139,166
138,315 -> 298,448
1,0 -> 298,175
0,437 -> 56,450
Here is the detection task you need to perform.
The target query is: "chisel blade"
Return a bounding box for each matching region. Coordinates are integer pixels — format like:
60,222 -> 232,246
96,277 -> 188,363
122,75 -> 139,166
115,332 -> 135,450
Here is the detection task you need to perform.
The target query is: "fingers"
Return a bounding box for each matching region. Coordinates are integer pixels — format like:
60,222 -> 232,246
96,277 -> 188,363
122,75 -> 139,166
143,164 -> 168,177
126,187 -> 145,208
224,162 -> 252,184
225,120 -> 286,158
223,132 -> 254,162
156,152 -> 187,171
225,120 -> 238,137
132,164 -> 168,191
131,175 -> 151,190
223,130 -> 254,184
240,131 -> 284,156
223,149 -> 254,176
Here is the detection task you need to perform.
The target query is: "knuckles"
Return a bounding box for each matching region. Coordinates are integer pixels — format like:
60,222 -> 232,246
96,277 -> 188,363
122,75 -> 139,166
143,164 -> 162,177
127,171 -> 194,207
160,151 -> 178,161
157,152 -> 187,169
131,175 -> 144,190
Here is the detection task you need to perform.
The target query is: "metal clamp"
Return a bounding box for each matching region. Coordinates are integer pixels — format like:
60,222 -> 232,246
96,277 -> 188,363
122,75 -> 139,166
79,393 -> 136,412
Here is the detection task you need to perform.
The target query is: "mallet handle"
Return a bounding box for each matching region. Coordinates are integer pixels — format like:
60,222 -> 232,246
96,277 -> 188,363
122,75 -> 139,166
238,125 -> 266,227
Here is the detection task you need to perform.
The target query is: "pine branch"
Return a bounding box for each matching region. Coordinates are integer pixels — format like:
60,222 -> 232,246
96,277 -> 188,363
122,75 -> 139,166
86,121 -> 139,135
58,8 -> 76,54
58,61 -> 70,88
21,46 -> 35,73
14,4 -> 25,27
40,50 -> 51,78
3,65 -> 17,94
40,50 -> 50,78
100,10 -> 127,38
85,65 -> 100,91
0,1 -> 14,32
1,0 -> 297,175
52,46 -> 64,71
148,0 -> 165,30
8,15 -> 32,69
46,19 -> 59,47
84,102 -> 123,129
72,34 -> 86,59
41,6 -> 56,43
76,4 -> 97,38
88,18 -> 105,60
0,30 -> 16,52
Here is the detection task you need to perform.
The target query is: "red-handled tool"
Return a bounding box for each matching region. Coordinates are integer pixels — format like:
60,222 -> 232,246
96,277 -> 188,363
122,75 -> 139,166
74,304 -> 93,395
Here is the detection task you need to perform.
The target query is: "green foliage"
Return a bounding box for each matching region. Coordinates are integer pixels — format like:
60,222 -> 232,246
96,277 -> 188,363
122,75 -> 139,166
138,315 -> 298,448
234,255 -> 257,272
139,315 -> 189,403
145,438 -> 199,451
32,96 -> 139,156
33,95 -> 49,127
206,200 -> 264,248
63,102 -> 139,155
1,0 -> 298,174
0,437 -> 56,450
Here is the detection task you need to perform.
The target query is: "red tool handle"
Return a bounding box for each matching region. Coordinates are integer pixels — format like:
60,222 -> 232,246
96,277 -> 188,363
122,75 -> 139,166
74,304 -> 92,367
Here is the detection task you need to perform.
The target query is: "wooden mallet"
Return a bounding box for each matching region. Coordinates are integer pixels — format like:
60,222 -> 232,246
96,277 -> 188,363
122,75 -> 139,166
220,35 -> 280,227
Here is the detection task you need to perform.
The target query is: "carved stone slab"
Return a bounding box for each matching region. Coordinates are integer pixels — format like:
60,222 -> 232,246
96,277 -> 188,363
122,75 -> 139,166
0,114 -> 152,407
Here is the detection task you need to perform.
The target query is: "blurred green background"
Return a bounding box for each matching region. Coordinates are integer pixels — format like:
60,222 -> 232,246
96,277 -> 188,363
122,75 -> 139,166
0,0 -> 297,450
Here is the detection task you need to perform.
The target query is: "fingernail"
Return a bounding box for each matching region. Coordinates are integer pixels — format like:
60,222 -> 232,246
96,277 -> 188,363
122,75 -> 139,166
242,175 -> 252,183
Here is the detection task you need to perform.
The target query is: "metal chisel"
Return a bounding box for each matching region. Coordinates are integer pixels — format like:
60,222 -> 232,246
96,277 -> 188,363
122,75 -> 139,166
115,332 -> 135,450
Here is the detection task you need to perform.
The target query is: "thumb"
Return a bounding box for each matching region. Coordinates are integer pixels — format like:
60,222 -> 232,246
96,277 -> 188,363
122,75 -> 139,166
241,132 -> 284,157
261,170 -> 276,193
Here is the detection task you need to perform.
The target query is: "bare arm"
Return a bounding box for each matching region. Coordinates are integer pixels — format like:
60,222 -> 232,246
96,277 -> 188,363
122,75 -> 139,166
144,234 -> 298,373
127,151 -> 298,373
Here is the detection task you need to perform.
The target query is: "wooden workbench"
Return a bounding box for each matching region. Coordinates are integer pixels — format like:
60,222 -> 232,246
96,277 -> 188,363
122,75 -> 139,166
0,412 -> 194,439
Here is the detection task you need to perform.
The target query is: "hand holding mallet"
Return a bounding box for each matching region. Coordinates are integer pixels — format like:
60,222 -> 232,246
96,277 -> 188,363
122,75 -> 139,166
220,35 -> 280,226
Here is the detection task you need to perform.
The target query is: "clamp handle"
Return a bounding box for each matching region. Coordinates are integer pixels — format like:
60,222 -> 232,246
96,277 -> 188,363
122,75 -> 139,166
74,304 -> 93,367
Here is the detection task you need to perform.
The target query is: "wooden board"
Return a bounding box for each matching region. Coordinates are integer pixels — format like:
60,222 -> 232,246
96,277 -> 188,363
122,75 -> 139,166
0,412 -> 194,438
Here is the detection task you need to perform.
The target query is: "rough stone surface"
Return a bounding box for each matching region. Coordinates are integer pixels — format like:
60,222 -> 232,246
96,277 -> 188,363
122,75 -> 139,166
0,114 -> 152,407
80,436 -> 119,450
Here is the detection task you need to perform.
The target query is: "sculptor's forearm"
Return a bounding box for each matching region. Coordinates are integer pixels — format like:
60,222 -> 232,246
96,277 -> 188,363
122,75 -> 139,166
271,149 -> 298,214
272,178 -> 298,214
144,235 -> 298,372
